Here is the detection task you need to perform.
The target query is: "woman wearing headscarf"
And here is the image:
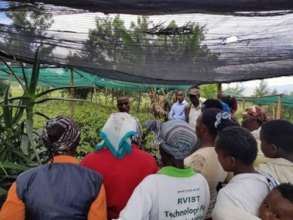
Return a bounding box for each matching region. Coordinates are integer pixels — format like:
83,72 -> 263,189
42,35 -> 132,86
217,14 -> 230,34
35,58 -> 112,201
0,116 -> 107,220
242,106 -> 268,141
81,112 -> 158,219
242,106 -> 269,165
118,120 -> 210,220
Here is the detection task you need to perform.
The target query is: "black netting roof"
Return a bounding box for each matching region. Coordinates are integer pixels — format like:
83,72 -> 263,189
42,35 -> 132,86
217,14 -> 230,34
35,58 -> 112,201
0,0 -> 293,84
3,0 -> 293,15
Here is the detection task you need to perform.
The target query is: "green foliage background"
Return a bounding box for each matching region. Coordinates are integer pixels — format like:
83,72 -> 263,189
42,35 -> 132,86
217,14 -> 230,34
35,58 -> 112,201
34,99 -> 155,156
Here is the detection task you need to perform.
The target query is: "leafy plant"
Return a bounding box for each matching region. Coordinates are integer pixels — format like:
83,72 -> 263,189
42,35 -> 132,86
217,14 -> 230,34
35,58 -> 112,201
0,49 -> 90,203
0,49 -> 88,163
0,87 -> 30,203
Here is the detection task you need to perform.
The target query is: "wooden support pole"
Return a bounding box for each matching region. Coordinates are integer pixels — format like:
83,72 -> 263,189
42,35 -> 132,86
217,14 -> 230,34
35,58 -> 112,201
217,83 -> 223,98
276,95 -> 283,119
70,68 -> 75,117
137,92 -> 142,113
105,88 -> 108,105
242,98 -> 246,111
111,89 -> 115,105
94,87 -> 97,103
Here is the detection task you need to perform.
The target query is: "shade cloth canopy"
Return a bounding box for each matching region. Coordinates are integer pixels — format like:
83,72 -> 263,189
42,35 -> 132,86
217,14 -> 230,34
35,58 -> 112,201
0,1 -> 293,85
3,0 -> 293,15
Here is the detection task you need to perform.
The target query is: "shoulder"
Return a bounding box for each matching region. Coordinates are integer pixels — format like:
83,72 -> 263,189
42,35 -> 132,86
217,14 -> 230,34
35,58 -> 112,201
81,150 -> 107,164
184,149 -> 210,171
141,174 -> 158,183
256,161 -> 272,173
189,173 -> 210,190
171,102 -> 178,108
194,173 -> 209,182
133,149 -> 158,167
134,148 -> 156,161
134,174 -> 159,192
76,164 -> 103,178
16,165 -> 46,185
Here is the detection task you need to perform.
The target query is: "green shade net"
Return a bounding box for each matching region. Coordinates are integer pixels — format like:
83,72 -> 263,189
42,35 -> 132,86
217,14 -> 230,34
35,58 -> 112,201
241,96 -> 293,108
0,65 -> 190,92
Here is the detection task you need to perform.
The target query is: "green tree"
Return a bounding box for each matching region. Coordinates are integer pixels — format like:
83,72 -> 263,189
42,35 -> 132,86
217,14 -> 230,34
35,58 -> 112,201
3,3 -> 54,57
224,84 -> 244,97
253,80 -> 270,97
68,15 -> 216,79
200,84 -> 217,99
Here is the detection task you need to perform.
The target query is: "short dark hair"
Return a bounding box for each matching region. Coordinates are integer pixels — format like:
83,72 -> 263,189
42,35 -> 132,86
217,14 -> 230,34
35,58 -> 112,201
201,108 -> 239,137
216,127 -> 257,165
202,99 -> 223,111
261,120 -> 293,153
275,183 -> 293,203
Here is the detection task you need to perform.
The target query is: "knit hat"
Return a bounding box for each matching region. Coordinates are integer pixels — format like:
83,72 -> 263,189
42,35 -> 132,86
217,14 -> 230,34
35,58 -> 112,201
159,120 -> 199,160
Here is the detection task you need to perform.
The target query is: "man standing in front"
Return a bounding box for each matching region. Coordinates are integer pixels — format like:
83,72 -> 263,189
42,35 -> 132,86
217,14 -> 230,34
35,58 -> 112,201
117,96 -> 131,113
186,86 -> 202,129
168,91 -> 188,121
117,96 -> 142,145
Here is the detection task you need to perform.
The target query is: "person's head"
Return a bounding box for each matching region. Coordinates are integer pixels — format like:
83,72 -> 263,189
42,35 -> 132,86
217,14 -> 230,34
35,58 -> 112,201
196,108 -> 238,144
201,99 -> 224,112
221,96 -> 238,114
260,183 -> 293,220
117,96 -> 130,113
176,91 -> 184,103
42,116 -> 81,157
188,86 -> 200,107
260,120 -> 293,159
97,112 -> 140,158
242,106 -> 267,131
215,126 -> 257,173
158,120 -> 199,168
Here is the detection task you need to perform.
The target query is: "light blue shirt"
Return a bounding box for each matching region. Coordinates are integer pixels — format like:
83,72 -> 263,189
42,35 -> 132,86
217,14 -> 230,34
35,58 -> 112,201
168,101 -> 187,121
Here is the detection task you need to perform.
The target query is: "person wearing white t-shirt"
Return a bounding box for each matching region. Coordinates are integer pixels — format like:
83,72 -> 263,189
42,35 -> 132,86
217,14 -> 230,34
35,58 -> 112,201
184,109 -> 238,218
186,86 -> 202,130
213,127 -> 278,220
118,120 -> 210,220
257,120 -> 293,184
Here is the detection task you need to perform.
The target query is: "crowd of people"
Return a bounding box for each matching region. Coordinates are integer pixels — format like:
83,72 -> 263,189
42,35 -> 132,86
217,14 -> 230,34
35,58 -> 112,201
0,86 -> 293,220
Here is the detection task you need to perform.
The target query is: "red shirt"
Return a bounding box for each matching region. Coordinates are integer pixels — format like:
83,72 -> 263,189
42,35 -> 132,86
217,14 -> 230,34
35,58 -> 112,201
81,145 -> 158,219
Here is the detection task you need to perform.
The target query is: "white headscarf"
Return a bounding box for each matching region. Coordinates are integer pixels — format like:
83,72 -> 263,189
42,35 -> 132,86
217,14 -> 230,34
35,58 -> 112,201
96,112 -> 139,158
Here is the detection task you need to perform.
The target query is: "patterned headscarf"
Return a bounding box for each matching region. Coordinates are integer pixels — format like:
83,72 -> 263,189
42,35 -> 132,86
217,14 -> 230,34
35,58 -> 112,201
243,106 -> 268,124
42,116 -> 81,154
